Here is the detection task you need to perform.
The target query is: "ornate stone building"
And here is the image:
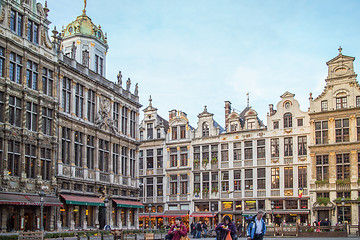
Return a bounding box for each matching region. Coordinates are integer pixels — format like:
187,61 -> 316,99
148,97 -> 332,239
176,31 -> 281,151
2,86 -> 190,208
309,48 -> 360,225
55,5 -> 142,231
0,0 -> 62,232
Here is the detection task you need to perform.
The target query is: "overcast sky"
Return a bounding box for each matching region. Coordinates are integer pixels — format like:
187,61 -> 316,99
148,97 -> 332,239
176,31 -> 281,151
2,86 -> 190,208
40,0 -> 360,127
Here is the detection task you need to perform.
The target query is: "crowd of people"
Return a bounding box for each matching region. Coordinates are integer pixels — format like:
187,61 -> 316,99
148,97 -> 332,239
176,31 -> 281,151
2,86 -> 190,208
164,211 -> 267,240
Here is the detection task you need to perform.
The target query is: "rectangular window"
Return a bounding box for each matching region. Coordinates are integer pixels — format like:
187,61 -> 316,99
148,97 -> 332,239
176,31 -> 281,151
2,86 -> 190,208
202,145 -> 209,165
336,153 -> 350,180
40,148 -> 51,180
335,119 -> 349,142
87,135 -> 95,169
336,97 -> 347,109
180,125 -> 186,139
358,117 -> 360,141
284,167 -> 293,188
0,92 -> 4,122
75,83 -> 84,118
9,52 -> 22,83
194,173 -> 200,195
316,155 -> 329,181
180,174 -> 187,195
9,96 -> 22,127
315,121 -> 328,144
121,146 -> 128,175
356,96 -> 360,107
244,141 -> 253,159
26,60 -> 38,90
297,118 -> 303,127
0,47 -> 5,77
285,200 -> 297,210
172,126 -> 177,140
321,100 -> 328,111
87,90 -> 95,122
27,20 -> 39,44
234,170 -> 241,191
25,144 -> 36,178
10,10 -> 23,36
156,129 -> 161,139
42,107 -> 53,135
130,110 -> 136,138
221,143 -> 228,162
211,172 -> 218,193
271,168 -> 279,189
300,200 -> 308,209
8,140 -> 20,176
139,150 -> 143,170
74,131 -> 83,167
284,137 -> 293,157
298,166 -> 307,188
157,148 -> 163,168
121,106 -> 128,134
62,127 -> 71,165
113,144 -> 119,174
257,139 -> 265,159
180,147 -> 188,166
26,102 -> 38,131
257,168 -> 266,190
130,149 -> 136,178
113,102 -> 119,130
99,57 -> 104,76
42,68 -> 53,96
147,178 -> 153,197
245,169 -> 253,190
157,177 -> 163,196
146,149 -> 153,169
62,77 -> 71,113
233,142 -> 241,161
298,136 -> 307,156
98,139 -> 109,172
95,55 -> 99,73
170,175 -> 177,195
146,123 -> 153,140
273,121 -> 279,129
170,148 -> 177,167
221,171 -> 229,192
271,138 -> 279,157
202,172 -> 209,194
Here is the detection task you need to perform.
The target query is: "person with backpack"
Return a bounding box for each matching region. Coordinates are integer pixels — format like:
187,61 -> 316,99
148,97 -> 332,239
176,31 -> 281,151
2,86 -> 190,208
246,211 -> 266,240
215,215 -> 237,240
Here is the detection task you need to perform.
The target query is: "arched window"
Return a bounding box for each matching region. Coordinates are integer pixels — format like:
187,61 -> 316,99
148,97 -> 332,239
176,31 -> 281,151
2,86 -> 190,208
283,112 -> 292,128
202,122 -> 209,137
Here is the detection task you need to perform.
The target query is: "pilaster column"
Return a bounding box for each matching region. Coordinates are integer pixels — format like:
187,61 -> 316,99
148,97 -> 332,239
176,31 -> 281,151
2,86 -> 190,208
70,81 -> 76,116
83,87 -> 88,121
328,118 -> 335,144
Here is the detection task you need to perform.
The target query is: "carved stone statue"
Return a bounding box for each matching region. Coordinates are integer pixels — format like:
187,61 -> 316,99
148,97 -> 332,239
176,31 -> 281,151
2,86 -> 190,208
126,77 -> 131,91
134,83 -> 138,96
117,71 -> 122,86
71,41 -> 77,59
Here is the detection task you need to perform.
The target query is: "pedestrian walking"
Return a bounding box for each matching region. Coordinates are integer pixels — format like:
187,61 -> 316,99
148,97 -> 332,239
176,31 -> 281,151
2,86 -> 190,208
167,217 -> 187,240
195,221 -> 202,238
215,215 -> 237,240
246,211 -> 266,240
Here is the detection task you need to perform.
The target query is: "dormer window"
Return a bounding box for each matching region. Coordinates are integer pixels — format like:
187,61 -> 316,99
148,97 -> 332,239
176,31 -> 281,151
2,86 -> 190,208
147,123 -> 153,140
156,129 -> 161,139
140,131 -> 143,141
356,96 -> 360,107
180,125 -> 186,139
273,121 -> 279,129
27,20 -> 39,44
247,120 -> 255,130
202,122 -> 209,137
283,113 -> 292,128
172,126 -> 178,140
321,100 -> 328,111
230,123 -> 237,132
336,97 -> 347,109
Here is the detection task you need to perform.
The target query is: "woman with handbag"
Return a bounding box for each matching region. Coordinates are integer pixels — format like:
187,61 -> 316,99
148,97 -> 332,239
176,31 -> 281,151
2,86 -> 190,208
167,217 -> 188,240
215,215 -> 237,240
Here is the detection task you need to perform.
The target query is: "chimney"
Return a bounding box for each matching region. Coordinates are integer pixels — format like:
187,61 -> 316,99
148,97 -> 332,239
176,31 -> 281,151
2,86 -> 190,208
224,101 -> 232,130
269,104 -> 274,116
169,109 -> 177,121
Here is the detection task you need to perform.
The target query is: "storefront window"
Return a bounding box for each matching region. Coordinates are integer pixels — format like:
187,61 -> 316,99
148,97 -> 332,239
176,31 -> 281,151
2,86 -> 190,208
235,201 -> 242,211
157,205 -> 164,212
195,203 -> 209,212
121,209 -> 127,227
73,206 -> 81,228
222,202 -> 233,211
129,210 -> 135,226
245,201 -> 256,210
86,206 -> 94,227
337,206 -> 351,224
300,200 -> 308,209
112,206 -> 117,226
258,200 -> 265,210
60,206 -> 69,228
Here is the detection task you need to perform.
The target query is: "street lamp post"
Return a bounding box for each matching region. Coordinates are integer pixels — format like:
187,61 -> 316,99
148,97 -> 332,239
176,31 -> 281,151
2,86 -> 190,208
39,190 -> 45,232
271,201 -> 275,225
104,198 -> 109,228
211,203 -> 215,228
341,196 -> 345,224
148,204 -> 152,230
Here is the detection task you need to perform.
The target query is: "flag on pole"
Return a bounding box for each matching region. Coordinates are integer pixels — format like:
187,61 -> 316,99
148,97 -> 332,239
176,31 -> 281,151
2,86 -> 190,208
298,188 -> 304,198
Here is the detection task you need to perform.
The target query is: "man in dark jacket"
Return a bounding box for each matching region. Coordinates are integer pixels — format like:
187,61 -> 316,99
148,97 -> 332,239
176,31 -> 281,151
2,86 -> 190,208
196,221 -> 202,238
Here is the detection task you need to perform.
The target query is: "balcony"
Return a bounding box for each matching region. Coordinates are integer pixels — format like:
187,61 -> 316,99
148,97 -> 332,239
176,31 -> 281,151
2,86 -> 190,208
257,190 -> 266,197
257,159 -> 266,166
179,194 -> 188,201
284,158 -> 293,164
74,167 -> 84,178
244,160 -> 253,166
271,190 -> 280,196
233,161 -> 242,167
245,191 -> 253,197
221,192 -> 229,198
336,182 -> 350,191
234,192 -> 242,198
221,162 -> 229,168
169,195 -> 177,201
100,173 -> 109,182
122,177 -> 128,185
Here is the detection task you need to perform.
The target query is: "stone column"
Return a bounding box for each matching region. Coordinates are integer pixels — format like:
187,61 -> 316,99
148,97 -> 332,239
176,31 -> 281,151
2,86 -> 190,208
83,87 -> 88,121
1,207 -> 7,231
95,206 -> 99,229
69,128 -> 75,177
69,205 -> 75,230
70,81 -> 76,116
328,118 -> 335,144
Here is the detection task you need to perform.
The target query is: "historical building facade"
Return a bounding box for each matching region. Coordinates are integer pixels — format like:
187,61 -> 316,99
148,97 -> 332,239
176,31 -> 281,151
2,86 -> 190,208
0,0 -> 142,232
0,0 -> 62,232
139,93 -> 312,228
309,49 -> 360,226
55,6 -> 142,231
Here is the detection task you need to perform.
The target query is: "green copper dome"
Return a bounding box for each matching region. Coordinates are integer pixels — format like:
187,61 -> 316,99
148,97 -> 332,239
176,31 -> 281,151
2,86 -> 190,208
62,12 -> 108,46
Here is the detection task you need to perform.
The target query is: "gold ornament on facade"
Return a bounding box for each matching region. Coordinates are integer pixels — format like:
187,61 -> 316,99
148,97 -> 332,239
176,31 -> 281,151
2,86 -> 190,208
329,152 -> 335,156
350,150 -> 357,154
329,118 -> 334,122
271,158 -> 279,163
176,147 -> 180,150
284,190 -> 293,196
0,6 -> 5,22
222,137 -> 227,140
350,115 -> 356,120
166,148 -> 170,152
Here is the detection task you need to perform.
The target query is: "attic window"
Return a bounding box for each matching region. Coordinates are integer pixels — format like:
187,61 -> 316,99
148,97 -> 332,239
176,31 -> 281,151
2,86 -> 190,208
230,123 -> 237,132
202,122 -> 209,137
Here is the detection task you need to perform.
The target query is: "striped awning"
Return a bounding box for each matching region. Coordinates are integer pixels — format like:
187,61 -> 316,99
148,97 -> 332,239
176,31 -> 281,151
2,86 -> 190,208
162,210 -> 189,217
190,212 -> 217,217
0,193 -> 62,207
61,194 -> 104,206
113,199 -> 144,208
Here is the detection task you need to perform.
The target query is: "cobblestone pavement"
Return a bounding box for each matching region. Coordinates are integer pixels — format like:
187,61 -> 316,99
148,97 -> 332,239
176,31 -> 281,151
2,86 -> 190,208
188,238 -> 360,240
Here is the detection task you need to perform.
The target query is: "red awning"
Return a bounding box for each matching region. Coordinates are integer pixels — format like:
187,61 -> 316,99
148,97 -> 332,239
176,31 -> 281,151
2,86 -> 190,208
162,210 -> 189,217
0,193 -> 62,207
113,199 -> 144,208
190,212 -> 217,217
61,194 -> 104,206
273,210 -> 310,215
139,214 -> 164,218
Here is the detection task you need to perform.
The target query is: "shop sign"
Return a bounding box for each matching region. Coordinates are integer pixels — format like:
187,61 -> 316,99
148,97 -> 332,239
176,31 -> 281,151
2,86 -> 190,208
290,214 -> 297,216
222,202 -> 233,210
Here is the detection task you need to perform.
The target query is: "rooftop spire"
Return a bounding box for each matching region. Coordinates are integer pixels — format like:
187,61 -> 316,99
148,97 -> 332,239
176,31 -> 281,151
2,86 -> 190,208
247,92 -> 250,107
338,46 -> 342,55
149,95 -> 152,107
83,0 -> 87,14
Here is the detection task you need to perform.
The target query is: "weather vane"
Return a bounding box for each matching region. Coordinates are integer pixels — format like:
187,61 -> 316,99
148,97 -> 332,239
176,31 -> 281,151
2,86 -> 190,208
83,0 -> 87,14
